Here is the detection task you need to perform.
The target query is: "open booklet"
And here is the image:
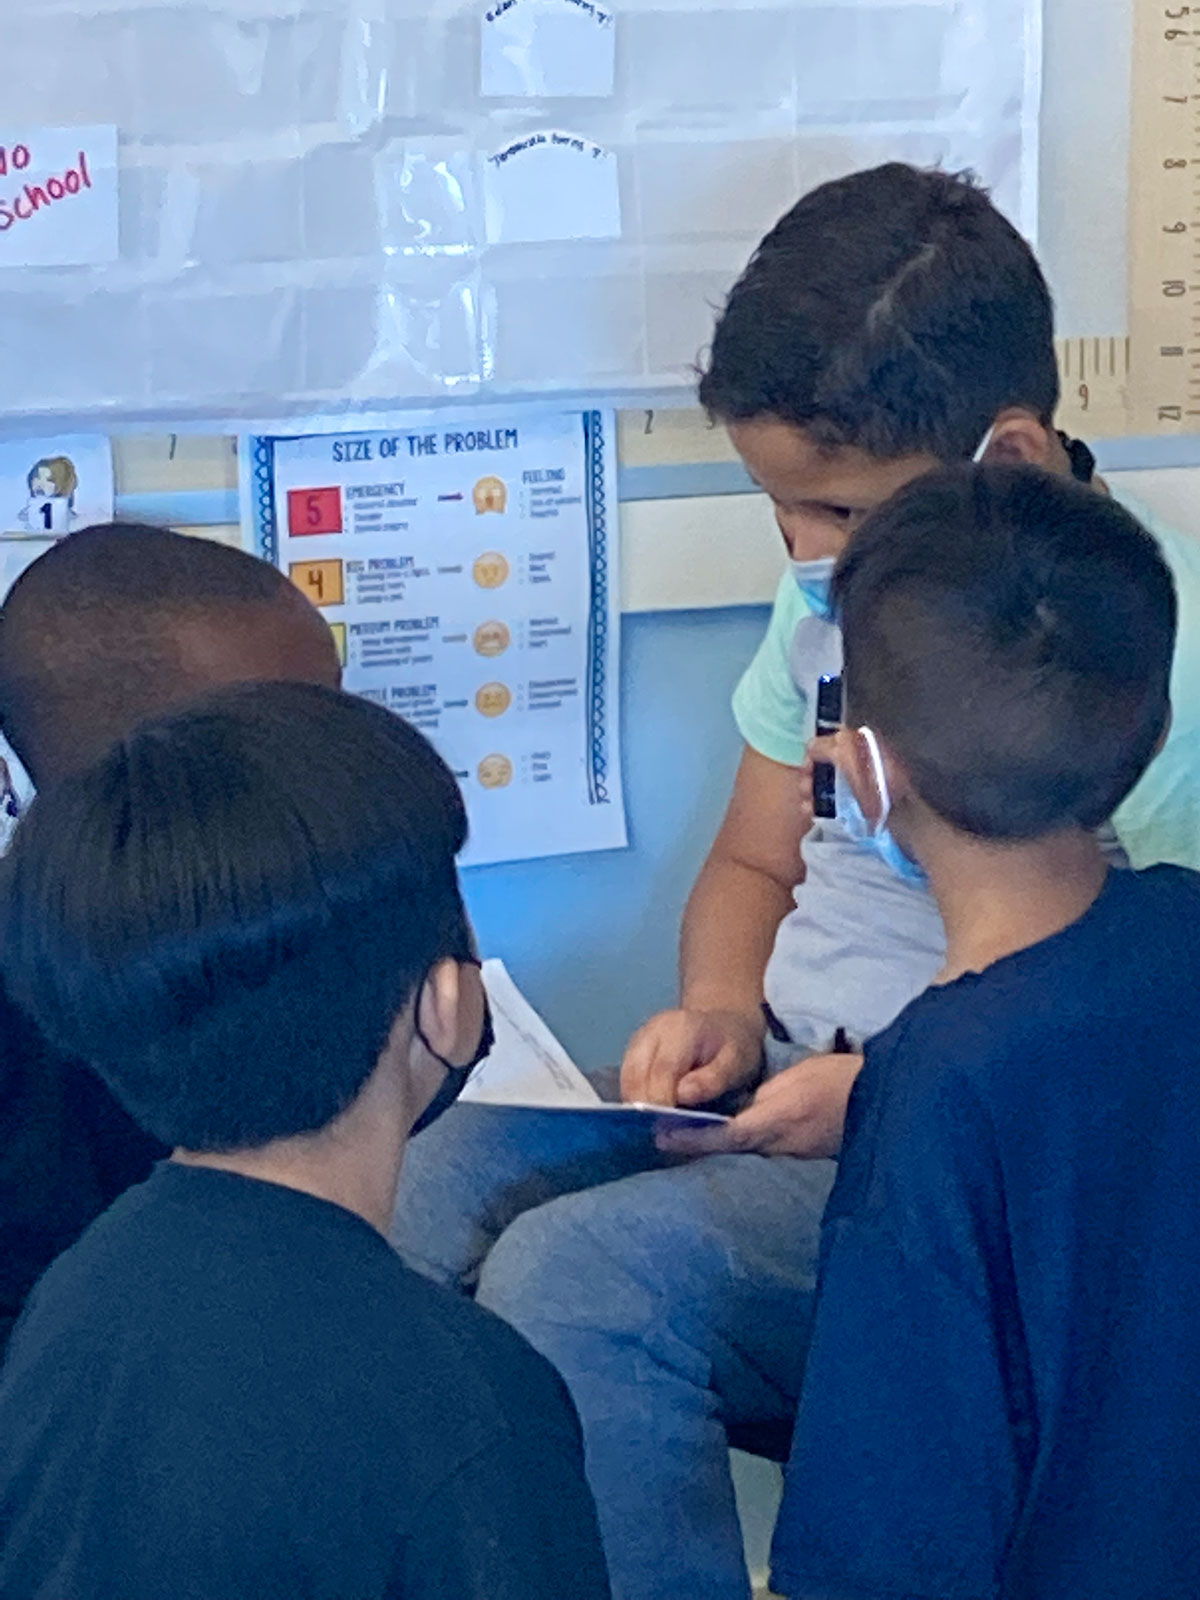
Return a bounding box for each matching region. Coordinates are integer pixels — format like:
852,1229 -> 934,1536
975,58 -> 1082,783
460,960 -> 730,1132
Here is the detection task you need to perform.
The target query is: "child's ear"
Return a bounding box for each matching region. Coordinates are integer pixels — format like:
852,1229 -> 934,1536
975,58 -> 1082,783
838,727 -> 887,825
878,741 -> 916,810
977,409 -> 1058,469
412,959 -> 464,1066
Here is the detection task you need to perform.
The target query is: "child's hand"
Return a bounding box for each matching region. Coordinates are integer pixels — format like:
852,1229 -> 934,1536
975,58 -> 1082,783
796,752 -> 815,831
805,731 -> 840,772
803,729 -> 861,824
656,1051 -> 864,1160
620,1007 -> 765,1110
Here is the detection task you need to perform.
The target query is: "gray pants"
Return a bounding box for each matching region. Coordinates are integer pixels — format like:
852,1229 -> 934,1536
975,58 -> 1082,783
393,1101 -> 835,1600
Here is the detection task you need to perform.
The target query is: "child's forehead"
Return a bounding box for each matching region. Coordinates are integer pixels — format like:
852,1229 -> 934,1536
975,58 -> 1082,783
727,416 -> 934,507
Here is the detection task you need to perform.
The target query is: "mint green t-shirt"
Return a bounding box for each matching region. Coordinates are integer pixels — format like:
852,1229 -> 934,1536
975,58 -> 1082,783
732,486 -> 1200,871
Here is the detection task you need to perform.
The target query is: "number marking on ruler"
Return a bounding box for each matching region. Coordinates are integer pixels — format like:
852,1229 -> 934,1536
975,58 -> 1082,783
1055,336 -> 1129,437
1127,0 -> 1200,431
618,336 -> 1131,472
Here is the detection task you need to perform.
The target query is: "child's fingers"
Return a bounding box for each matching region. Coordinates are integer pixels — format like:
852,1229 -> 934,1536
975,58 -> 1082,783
674,1040 -> 748,1106
658,1091 -> 782,1157
805,733 -> 839,766
655,1121 -> 741,1157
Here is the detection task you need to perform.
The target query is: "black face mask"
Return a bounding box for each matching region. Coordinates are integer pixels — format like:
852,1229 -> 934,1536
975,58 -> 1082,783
410,967 -> 495,1138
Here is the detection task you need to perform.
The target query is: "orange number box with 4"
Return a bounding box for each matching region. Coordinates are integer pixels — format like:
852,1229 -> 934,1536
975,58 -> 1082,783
289,559 -> 345,608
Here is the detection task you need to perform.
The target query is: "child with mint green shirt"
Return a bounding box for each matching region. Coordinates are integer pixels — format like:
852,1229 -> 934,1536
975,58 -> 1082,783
396,165 -> 1200,1600
727,485 -> 1200,1060
736,489 -> 1200,870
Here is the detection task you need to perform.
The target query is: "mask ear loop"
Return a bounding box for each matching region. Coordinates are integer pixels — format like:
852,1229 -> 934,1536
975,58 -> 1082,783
413,957 -> 486,1072
856,727 -> 893,835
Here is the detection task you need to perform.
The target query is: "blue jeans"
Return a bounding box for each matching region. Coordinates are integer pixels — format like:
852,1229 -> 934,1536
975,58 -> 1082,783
393,1101 -> 835,1600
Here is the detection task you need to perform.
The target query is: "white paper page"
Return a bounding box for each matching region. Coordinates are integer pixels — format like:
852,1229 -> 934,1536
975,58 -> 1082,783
461,961 -> 729,1130
0,126 -> 118,269
0,535 -> 55,598
462,958 -> 601,1107
0,736 -> 27,857
482,0 -> 616,99
484,132 -> 621,245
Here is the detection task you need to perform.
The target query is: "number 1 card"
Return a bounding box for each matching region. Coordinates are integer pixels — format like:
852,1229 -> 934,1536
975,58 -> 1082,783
0,432 -> 114,552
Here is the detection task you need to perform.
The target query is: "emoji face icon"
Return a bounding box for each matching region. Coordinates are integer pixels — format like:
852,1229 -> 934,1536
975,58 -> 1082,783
475,682 -> 512,719
473,552 -> 510,590
473,476 -> 507,515
473,621 -> 511,658
478,754 -> 514,789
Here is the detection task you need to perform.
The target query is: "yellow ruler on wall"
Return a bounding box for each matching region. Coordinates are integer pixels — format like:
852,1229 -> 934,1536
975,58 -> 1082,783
1051,0 -> 1200,445
1126,0 -> 1200,434
618,337 -> 1132,469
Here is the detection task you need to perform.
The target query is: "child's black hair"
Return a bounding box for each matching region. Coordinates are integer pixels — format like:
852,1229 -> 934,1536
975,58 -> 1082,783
0,681 -> 470,1152
834,466 -> 1176,839
699,164 -> 1059,462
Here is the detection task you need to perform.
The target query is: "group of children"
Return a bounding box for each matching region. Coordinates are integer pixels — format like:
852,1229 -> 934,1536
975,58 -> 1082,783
2,161 -> 1200,1600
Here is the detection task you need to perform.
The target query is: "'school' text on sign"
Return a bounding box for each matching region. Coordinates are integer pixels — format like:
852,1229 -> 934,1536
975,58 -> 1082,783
0,126 -> 118,270
0,145 -> 94,234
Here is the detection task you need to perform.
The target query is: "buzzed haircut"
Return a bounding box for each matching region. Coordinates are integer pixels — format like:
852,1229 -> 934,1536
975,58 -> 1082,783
834,466 -> 1176,839
0,681 -> 470,1153
699,164 -> 1059,461
0,522 -> 326,786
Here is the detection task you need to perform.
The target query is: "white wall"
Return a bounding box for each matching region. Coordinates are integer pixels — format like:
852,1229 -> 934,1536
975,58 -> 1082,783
619,469 -> 1200,619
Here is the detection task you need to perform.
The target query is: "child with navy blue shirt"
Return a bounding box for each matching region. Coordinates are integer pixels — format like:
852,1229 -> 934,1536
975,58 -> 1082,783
770,465 -> 1200,1600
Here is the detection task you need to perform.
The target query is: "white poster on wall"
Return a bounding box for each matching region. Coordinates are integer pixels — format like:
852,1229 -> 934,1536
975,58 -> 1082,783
0,433 -> 114,541
481,0 -> 616,99
1,2 -> 1041,421
243,407 -> 625,868
0,431 -> 113,854
0,125 -> 119,269
483,132 -> 622,244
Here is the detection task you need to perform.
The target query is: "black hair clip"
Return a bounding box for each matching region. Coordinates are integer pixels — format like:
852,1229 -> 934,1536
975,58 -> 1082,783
1057,431 -> 1096,485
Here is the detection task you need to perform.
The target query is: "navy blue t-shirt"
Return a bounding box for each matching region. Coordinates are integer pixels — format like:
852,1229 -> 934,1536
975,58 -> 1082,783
772,865 -> 1200,1600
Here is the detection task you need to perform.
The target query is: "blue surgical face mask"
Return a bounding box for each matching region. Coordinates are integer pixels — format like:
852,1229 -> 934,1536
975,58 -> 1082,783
835,725 -> 927,886
790,555 -> 837,619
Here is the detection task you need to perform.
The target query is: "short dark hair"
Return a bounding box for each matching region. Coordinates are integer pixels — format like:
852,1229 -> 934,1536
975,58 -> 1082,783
0,521 -> 329,786
0,682 -> 470,1152
698,164 -> 1059,461
834,466 -> 1176,838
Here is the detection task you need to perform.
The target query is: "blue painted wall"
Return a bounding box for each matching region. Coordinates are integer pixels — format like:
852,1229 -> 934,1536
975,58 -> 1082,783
463,605 -> 769,1072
